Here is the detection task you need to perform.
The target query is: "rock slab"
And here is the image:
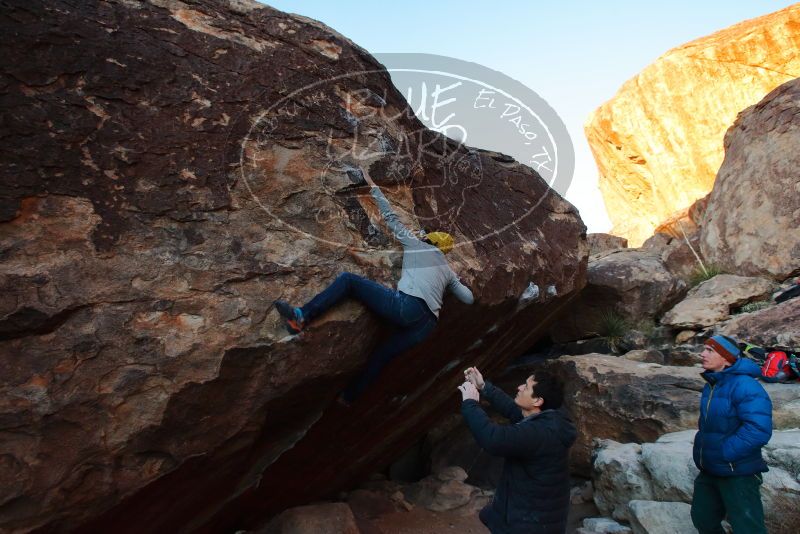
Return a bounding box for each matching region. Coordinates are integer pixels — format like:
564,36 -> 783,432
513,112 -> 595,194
661,274 -> 774,329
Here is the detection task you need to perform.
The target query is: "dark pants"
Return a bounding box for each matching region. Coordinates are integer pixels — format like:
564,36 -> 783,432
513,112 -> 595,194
301,272 -> 437,402
690,471 -> 766,534
479,504 -> 493,530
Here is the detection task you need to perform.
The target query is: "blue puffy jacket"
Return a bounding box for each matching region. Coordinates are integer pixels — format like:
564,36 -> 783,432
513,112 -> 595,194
692,358 -> 772,476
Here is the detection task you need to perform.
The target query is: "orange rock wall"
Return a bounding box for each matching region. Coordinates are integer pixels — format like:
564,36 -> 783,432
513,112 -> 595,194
586,4 -> 800,246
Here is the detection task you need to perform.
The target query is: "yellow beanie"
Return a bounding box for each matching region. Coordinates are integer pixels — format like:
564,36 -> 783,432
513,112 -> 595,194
426,231 -> 454,254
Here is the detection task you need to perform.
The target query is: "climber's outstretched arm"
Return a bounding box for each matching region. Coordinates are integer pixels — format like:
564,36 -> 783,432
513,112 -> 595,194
362,166 -> 420,248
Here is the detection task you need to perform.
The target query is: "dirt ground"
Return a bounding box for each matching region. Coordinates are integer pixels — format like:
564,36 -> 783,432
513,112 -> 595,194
355,500 -> 599,533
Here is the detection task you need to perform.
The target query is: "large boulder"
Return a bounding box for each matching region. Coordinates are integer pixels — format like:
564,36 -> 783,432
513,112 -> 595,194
640,432 -> 698,503
349,474 -> 491,533
767,384 -> 800,430
652,195 -> 709,244
577,517 -> 632,534
541,355 -> 800,474
592,441 -> 654,520
586,249 -> 688,320
543,355 -> 703,473
401,466 -> 490,513
641,229 -> 708,282
261,503 -> 360,534
720,297 -> 800,348
627,501 -> 696,534
0,1 -> 587,532
700,77 -> 800,280
585,4 -> 800,246
660,274 -> 774,329
763,430 -> 800,479
551,249 -> 687,342
592,430 -> 800,531
587,233 -> 628,255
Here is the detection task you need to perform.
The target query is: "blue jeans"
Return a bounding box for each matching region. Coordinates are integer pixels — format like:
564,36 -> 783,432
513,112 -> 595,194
301,272 -> 437,401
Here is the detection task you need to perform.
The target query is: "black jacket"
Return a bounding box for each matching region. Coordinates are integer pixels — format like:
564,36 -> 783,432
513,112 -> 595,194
461,381 -> 577,534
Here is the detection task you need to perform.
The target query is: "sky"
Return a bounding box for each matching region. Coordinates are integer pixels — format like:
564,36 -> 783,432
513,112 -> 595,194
261,1 -> 797,232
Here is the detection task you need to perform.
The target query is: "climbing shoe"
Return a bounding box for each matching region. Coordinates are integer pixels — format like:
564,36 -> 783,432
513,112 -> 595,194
274,300 -> 305,334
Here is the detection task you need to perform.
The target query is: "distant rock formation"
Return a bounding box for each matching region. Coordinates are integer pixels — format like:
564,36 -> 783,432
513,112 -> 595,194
587,233 -> 628,256
0,1 -> 587,532
586,4 -> 800,246
700,77 -> 800,280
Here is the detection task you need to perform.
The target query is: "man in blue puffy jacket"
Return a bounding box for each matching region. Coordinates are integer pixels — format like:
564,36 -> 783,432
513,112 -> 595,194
691,334 -> 772,534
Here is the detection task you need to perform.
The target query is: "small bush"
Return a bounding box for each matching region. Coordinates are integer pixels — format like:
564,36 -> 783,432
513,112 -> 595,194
737,300 -> 771,314
688,264 -> 724,288
595,310 -> 629,352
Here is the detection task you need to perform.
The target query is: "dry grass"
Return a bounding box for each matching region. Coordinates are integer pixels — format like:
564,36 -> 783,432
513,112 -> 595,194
737,300 -> 771,314
595,309 -> 629,352
688,264 -> 724,288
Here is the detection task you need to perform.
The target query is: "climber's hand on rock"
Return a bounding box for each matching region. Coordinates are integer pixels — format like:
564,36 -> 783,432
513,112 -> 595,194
463,367 -> 485,390
458,381 -> 480,402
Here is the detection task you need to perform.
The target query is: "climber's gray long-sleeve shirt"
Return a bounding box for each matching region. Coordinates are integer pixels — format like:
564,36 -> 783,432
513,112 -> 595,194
371,187 -> 473,318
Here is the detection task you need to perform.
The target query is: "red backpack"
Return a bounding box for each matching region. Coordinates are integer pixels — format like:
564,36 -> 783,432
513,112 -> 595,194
760,351 -> 795,382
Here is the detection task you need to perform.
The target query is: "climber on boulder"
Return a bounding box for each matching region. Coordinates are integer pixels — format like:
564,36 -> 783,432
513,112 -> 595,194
274,165 -> 474,403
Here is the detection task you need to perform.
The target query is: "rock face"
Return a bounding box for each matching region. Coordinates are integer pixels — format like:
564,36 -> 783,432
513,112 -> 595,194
585,4 -> 800,246
592,441 -> 655,519
262,503 -> 360,534
720,297 -> 800,348
660,274 -> 774,329
587,233 -> 628,256
401,466 -> 490,513
551,249 -> 686,342
700,77 -> 800,280
593,430 -> 800,530
627,501 -> 695,534
0,1 -> 588,532
641,231 -> 707,282
652,196 -> 709,243
577,517 -> 632,534
541,356 -> 703,473
428,414 -> 504,490
541,354 -> 800,474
